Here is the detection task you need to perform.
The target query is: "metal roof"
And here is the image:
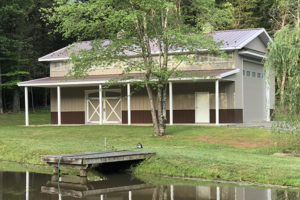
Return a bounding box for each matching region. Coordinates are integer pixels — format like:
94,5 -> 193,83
212,28 -> 271,50
18,69 -> 239,87
38,28 -> 271,62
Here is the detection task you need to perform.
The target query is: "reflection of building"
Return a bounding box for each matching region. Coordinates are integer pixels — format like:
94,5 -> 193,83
0,171 -> 299,200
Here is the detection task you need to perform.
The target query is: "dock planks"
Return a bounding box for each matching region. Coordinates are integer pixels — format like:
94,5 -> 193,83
41,150 -> 155,176
42,150 -> 155,165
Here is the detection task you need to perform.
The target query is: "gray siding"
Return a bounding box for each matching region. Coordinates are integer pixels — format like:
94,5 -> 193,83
245,37 -> 267,53
243,60 -> 265,122
232,50 -> 244,109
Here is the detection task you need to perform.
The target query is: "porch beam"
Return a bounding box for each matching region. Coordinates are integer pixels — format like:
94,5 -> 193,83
169,82 -> 173,125
127,83 -> 131,125
215,80 -> 219,125
24,86 -> 29,126
57,86 -> 61,126
99,84 -> 103,124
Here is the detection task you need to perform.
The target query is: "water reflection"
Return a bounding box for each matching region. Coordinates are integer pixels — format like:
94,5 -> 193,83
0,171 -> 299,200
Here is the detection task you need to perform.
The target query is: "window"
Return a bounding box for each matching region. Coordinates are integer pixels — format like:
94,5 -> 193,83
252,72 -> 256,77
246,71 -> 250,77
257,73 -> 261,78
243,70 -> 245,76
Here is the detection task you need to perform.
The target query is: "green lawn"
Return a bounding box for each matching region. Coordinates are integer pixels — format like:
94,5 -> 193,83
0,111 -> 299,187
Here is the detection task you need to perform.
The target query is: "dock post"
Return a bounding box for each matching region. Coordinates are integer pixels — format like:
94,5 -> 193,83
79,165 -> 89,177
53,166 -> 58,174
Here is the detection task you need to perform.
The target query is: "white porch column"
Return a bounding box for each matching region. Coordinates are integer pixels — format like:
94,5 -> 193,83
24,86 -> 29,126
57,86 -> 61,126
128,191 -> 132,200
267,189 -> 271,200
127,83 -> 131,125
99,84 -> 103,124
26,171 -> 29,200
215,80 -> 219,125
170,184 -> 174,200
216,186 -> 220,200
169,82 -> 173,125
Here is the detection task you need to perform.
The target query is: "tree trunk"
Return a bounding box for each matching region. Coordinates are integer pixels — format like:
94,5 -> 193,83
12,89 -> 20,113
152,186 -> 168,200
297,0 -> 300,30
0,65 -> 3,114
280,72 -> 286,107
145,83 -> 160,136
157,87 -> 163,135
152,187 -> 158,200
157,84 -> 167,136
157,7 -> 169,136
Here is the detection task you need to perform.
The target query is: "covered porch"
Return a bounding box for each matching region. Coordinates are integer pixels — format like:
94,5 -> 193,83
17,69 -> 240,126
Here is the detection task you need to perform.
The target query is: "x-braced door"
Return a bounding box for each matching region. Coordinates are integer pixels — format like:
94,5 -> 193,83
86,97 -> 100,123
103,97 -> 122,123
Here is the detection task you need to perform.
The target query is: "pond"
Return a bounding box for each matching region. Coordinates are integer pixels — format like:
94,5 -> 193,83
0,170 -> 299,200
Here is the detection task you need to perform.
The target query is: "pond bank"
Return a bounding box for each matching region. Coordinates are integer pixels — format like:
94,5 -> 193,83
0,112 -> 300,187
1,160 -> 300,192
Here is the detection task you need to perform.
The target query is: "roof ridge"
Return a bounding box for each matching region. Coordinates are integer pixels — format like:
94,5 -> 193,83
213,28 -> 264,33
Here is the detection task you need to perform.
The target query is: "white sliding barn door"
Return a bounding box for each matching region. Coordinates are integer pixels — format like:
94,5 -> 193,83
87,97 -> 101,123
195,92 -> 210,123
103,97 -> 122,123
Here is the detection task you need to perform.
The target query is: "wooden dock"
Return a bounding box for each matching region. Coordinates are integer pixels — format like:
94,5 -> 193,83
41,150 -> 155,176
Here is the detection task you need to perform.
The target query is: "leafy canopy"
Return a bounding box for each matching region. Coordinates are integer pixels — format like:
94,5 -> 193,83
43,0 -> 222,80
265,27 -> 300,131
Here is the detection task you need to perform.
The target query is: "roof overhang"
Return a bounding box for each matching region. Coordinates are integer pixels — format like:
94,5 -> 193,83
18,69 -> 239,88
239,50 -> 265,60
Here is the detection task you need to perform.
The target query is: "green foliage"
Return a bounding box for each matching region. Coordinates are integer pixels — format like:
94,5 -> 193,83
217,0 -> 275,31
42,0 -> 226,79
1,71 -> 29,77
265,27 -> 300,133
270,0 -> 300,31
181,0 -> 234,30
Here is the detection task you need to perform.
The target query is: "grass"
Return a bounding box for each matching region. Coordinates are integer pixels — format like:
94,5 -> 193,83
0,111 -> 300,187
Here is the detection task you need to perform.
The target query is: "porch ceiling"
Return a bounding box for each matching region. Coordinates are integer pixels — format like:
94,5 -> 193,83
17,69 -> 239,88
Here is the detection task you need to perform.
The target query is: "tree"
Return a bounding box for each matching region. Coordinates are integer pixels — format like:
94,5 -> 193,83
269,0 -> 300,32
264,0 -> 300,132
0,0 -> 33,113
0,0 -> 70,112
43,0 -> 222,136
216,0 -> 275,31
182,0 -> 234,30
0,62 -> 2,113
